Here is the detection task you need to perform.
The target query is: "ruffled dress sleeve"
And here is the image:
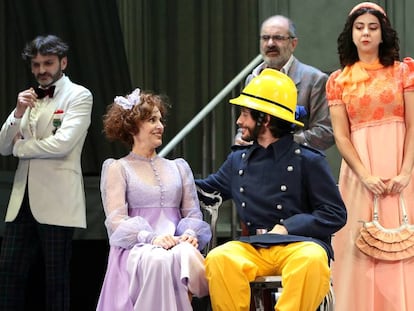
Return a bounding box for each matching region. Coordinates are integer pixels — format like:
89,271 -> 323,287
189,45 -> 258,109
402,57 -> 414,92
174,158 -> 212,250
100,158 -> 157,249
326,69 -> 344,107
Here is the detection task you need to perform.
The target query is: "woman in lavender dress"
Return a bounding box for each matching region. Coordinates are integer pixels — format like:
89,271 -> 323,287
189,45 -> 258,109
96,88 -> 211,311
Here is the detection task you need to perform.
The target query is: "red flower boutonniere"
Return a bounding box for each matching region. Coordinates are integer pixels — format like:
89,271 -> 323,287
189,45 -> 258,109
53,109 -> 64,134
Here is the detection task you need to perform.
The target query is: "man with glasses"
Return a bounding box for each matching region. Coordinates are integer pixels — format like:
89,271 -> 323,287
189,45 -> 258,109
235,15 -> 334,150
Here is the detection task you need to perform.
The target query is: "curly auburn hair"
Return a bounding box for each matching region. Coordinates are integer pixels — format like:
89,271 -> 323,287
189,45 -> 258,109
337,7 -> 399,68
103,91 -> 169,148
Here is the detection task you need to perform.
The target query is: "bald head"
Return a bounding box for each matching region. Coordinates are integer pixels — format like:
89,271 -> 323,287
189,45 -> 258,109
259,15 -> 298,70
261,15 -> 297,38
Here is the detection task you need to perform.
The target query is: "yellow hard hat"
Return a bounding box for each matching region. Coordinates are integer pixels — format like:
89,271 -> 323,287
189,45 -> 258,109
230,68 -> 304,127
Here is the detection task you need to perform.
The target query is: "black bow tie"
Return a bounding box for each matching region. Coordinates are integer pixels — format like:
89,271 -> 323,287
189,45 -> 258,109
35,86 -> 55,99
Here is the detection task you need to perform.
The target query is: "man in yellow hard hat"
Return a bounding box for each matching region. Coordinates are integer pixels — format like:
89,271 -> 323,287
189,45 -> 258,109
196,69 -> 347,311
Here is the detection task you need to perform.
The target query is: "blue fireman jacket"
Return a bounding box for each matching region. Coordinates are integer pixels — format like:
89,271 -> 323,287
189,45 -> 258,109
195,134 -> 347,260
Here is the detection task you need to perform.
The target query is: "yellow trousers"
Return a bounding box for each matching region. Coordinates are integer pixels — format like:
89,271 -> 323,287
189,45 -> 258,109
205,240 -> 330,311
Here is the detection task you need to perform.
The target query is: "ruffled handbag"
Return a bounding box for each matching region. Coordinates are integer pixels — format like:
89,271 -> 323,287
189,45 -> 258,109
355,195 -> 414,261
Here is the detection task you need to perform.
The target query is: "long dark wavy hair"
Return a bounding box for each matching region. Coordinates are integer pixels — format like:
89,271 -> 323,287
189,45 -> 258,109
337,7 -> 399,68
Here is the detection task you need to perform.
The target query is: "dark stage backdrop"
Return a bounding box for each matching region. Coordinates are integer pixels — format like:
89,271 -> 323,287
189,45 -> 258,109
0,1 -> 132,308
0,0 -> 132,175
0,0 -> 259,177
0,0 -> 259,240
0,1 -> 257,308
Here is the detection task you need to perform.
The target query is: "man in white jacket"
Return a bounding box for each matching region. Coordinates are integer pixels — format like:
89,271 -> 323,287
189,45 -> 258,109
0,34 -> 93,311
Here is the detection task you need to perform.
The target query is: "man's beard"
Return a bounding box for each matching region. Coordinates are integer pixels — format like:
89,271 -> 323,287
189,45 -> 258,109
265,57 -> 286,70
242,126 -> 259,142
36,70 -> 63,88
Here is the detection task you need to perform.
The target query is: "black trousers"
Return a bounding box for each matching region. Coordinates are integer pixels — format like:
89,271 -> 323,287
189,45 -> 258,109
0,190 -> 74,311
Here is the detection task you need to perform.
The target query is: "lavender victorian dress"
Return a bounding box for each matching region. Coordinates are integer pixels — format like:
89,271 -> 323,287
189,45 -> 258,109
96,153 -> 212,311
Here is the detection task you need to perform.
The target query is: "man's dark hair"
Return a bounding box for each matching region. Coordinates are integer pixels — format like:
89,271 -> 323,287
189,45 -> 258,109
250,109 -> 293,138
22,34 -> 69,62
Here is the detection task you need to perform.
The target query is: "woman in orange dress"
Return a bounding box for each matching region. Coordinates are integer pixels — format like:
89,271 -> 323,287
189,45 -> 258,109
326,2 -> 414,311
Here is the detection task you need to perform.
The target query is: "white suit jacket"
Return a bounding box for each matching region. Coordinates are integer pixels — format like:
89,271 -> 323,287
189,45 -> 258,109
0,75 -> 93,228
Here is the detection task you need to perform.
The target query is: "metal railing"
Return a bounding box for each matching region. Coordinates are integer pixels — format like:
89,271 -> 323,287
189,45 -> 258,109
159,53 -> 262,240
158,54 -> 262,157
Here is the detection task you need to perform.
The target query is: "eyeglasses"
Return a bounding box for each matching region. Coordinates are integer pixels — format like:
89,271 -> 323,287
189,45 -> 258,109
260,35 -> 294,42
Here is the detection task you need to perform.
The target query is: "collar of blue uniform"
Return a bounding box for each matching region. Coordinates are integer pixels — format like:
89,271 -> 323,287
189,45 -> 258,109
240,134 -> 296,163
